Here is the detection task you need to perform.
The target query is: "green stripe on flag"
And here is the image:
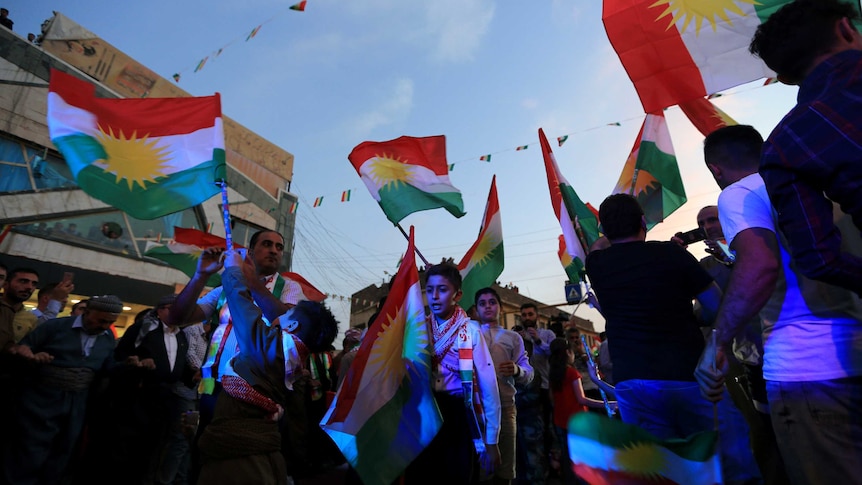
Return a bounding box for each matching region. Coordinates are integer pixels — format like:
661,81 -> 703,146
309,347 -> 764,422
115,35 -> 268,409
378,183 -> 465,224
568,413 -> 717,463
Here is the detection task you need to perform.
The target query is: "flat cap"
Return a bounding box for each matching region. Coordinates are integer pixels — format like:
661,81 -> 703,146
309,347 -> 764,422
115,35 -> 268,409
88,295 -> 124,314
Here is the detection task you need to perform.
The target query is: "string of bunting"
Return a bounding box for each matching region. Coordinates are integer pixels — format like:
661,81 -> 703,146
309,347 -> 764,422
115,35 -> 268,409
171,1 -> 308,83
297,79 -> 776,210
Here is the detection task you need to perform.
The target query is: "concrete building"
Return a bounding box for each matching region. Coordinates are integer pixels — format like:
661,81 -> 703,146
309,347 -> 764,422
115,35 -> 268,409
0,13 -> 298,333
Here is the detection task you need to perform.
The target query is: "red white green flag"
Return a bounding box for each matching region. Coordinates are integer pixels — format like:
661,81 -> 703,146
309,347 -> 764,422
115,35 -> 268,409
558,235 -> 581,283
348,135 -> 465,224
678,97 -> 738,137
540,128 -> 600,280
568,413 -> 721,485
321,226 -> 442,485
602,0 -> 795,112
280,271 -> 327,303
47,69 -> 226,220
612,112 -> 685,229
457,176 -> 504,308
144,227 -> 241,287
290,0 -> 307,11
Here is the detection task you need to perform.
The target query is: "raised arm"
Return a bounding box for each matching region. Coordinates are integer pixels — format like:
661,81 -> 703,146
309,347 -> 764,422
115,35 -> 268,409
168,247 -> 224,327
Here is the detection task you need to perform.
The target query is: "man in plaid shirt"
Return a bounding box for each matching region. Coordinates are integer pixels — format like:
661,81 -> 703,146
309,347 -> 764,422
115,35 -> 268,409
750,0 -> 862,296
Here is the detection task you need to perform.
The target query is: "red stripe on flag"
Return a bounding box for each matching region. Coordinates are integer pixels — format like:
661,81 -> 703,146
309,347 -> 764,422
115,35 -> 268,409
602,1 -> 705,112
348,135 -> 449,176
49,69 -> 222,137
458,348 -> 472,360
173,227 -> 244,249
574,463 -> 685,485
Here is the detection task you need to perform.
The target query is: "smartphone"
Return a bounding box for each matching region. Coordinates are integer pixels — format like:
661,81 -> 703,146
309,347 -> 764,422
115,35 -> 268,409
676,228 -> 706,245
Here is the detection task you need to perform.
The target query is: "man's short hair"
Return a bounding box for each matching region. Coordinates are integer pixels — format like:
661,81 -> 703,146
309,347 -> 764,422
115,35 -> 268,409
9,267 -> 39,281
520,303 -> 537,312
598,194 -> 644,240
475,287 -> 500,306
38,282 -> 58,300
703,125 -> 764,171
750,0 -> 859,84
248,229 -> 284,249
425,263 -> 462,291
72,299 -> 89,312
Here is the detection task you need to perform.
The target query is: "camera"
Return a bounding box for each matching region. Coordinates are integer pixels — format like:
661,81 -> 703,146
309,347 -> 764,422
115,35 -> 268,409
675,227 -> 706,245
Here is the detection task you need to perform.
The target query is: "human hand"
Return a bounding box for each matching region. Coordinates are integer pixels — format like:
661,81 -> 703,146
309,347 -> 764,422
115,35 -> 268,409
704,240 -> 732,264
526,327 -> 539,342
586,357 -> 600,383
51,275 -> 75,301
196,247 -> 225,276
139,358 -> 156,370
266,404 -> 284,422
498,361 -> 517,377
694,338 -> 728,402
671,233 -> 687,248
479,444 -> 500,475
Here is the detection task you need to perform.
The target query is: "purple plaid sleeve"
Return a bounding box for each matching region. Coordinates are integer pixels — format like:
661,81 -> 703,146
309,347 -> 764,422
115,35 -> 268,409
759,51 -> 862,296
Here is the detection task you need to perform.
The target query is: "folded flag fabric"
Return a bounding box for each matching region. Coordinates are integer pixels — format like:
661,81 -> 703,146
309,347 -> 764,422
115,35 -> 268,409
458,175 -> 504,308
280,271 -> 327,303
47,69 -> 225,220
539,128 -> 599,280
611,112 -> 685,229
144,227 -> 241,287
602,0 -> 795,112
348,135 -> 465,224
568,413 -> 721,485
677,97 -> 738,137
321,226 -> 442,485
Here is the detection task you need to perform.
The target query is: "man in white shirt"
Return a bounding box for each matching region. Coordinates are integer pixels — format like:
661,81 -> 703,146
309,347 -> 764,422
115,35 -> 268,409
696,124 -> 862,485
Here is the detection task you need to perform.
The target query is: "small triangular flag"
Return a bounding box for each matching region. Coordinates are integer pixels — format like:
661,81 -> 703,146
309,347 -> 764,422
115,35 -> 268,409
515,145 -> 528,151
479,154 -> 491,162
557,135 -> 568,147
290,0 -> 307,11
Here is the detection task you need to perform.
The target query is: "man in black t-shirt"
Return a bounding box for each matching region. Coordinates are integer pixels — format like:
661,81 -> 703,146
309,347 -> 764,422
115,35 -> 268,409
585,194 -> 760,484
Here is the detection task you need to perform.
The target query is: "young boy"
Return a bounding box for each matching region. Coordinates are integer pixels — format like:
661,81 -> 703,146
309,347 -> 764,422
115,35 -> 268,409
197,249 -> 338,485
408,263 -> 501,483
476,287 -> 533,485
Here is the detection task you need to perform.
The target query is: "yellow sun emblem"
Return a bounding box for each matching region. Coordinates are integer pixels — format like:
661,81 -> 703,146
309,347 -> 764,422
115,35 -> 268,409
367,154 -> 415,191
95,125 -> 171,190
367,311 -> 409,385
651,0 -> 758,34
614,441 -> 669,477
470,231 -> 502,268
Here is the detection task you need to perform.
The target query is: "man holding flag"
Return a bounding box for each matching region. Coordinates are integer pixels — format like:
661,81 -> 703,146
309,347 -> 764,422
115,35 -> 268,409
167,230 -> 312,476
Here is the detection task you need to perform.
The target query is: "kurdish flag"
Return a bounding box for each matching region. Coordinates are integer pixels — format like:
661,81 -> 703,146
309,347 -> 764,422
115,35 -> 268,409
348,135 -> 465,224
539,128 -> 599,280
678,97 -> 738,137
558,235 -> 581,284
321,226 -> 442,485
144,227 -> 240,287
612,112 -> 685,230
602,0 -> 795,112
458,176 -> 504,309
280,271 -> 328,303
47,69 -> 225,220
568,413 -> 721,485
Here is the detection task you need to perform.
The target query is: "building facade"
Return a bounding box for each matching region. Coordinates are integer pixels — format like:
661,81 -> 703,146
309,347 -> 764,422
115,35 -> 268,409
0,14 -> 298,332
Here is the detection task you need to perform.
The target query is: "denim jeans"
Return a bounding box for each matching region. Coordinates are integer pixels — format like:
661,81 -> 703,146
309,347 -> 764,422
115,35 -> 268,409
615,379 -> 761,484
767,377 -> 862,485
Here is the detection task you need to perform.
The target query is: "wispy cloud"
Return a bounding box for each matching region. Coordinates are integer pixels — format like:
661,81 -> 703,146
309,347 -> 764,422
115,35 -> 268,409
347,77 -> 415,139
424,0 -> 495,63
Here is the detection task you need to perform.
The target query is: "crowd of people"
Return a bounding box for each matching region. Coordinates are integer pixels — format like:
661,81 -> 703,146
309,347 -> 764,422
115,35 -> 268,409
2,1 -> 862,484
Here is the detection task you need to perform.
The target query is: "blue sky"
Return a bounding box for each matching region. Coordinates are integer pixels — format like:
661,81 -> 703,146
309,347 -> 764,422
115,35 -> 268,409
14,1 -> 800,329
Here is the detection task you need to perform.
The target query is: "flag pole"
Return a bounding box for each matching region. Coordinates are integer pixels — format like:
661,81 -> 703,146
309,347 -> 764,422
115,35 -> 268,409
396,223 -> 430,266
216,180 -> 233,252
710,329 -> 725,485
